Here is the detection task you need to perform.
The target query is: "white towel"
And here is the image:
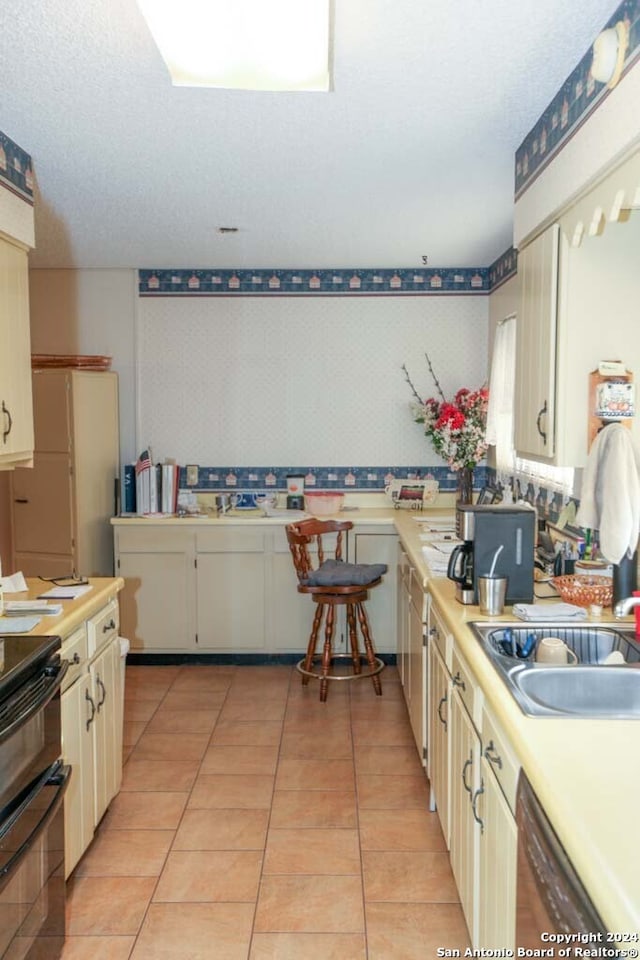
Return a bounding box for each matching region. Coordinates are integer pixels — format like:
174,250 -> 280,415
576,423 -> 640,565
512,603 -> 587,622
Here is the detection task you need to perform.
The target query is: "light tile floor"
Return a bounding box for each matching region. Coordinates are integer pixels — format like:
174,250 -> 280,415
63,664 -> 470,959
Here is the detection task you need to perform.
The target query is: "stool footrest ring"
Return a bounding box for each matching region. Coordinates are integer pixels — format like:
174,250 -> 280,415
296,652 -> 385,682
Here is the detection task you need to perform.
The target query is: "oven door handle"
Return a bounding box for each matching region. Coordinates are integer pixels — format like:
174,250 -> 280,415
0,658 -> 69,746
0,760 -> 71,891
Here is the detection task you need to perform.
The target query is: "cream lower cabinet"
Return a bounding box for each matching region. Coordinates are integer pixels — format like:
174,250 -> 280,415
449,673 -> 481,944
62,669 -> 94,877
428,597 -> 519,949
396,543 -> 410,688
396,541 -> 427,765
476,705 -> 519,950
348,527 -> 398,654
195,528 -> 266,650
113,520 -> 398,657
427,607 -> 451,847
61,601 -> 123,878
115,527 -> 195,652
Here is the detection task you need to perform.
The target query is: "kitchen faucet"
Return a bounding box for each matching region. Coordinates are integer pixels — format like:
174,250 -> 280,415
613,595 -> 640,618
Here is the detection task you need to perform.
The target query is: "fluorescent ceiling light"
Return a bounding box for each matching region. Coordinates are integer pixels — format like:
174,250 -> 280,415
137,0 -> 331,91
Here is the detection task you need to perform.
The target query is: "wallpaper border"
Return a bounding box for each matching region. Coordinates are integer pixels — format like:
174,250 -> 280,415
138,266 -> 490,296
0,131 -> 34,205
515,0 -> 640,198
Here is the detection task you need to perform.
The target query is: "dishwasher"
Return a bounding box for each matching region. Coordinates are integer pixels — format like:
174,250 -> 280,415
516,771 -> 607,943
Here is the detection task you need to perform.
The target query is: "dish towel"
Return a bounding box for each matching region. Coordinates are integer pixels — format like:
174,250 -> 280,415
576,422 -> 640,564
512,603 -> 587,621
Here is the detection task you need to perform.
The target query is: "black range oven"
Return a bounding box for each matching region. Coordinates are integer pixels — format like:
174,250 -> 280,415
0,634 -> 70,960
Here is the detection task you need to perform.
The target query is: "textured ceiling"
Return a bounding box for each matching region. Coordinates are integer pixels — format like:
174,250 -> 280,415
0,0 -> 619,269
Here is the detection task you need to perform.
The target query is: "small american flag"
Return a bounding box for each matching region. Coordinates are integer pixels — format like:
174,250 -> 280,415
135,449 -> 152,474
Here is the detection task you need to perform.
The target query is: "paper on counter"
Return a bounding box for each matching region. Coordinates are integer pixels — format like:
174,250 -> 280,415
0,616 -> 42,633
5,601 -> 63,616
38,584 -> 93,600
1,572 -> 28,593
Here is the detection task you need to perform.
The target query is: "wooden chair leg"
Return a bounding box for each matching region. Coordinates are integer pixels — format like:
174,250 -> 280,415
302,603 -> 323,685
347,603 -> 361,674
356,601 -> 382,695
320,603 -> 334,702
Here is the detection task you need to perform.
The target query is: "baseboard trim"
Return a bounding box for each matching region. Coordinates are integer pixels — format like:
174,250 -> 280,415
126,652 -> 397,666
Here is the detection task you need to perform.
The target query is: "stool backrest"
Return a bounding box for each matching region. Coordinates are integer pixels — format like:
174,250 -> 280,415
286,518 -> 353,584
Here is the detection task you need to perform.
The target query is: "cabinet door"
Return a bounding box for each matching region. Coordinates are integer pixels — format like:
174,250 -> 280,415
117,548 -> 194,652
449,689 -> 480,944
11,452 -> 74,557
196,552 -> 266,650
515,222 -> 560,460
428,639 -> 450,847
349,530 -> 398,654
269,549 -> 315,652
91,637 -> 122,826
408,593 -> 426,766
396,544 -> 410,688
61,674 -> 95,878
477,759 -> 517,950
0,237 -> 34,464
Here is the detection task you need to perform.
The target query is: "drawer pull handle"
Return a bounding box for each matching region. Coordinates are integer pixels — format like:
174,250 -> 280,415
461,755 -> 473,794
85,689 -> 96,730
452,671 -> 466,691
472,781 -> 485,833
14,498 -> 29,504
72,652 -> 81,665
437,693 -> 447,731
103,619 -> 116,632
536,401 -> 547,445
2,401 -> 12,443
484,740 -> 503,769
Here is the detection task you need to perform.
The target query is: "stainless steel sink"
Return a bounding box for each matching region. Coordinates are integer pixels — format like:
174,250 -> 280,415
468,621 -> 640,718
512,665 -> 640,718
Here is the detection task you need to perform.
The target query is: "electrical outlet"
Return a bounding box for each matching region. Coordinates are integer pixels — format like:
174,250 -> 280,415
186,464 -> 199,486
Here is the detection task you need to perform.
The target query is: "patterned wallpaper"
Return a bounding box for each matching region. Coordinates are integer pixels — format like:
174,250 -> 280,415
0,131 -> 34,204
516,0 -> 640,198
136,293 -> 489,487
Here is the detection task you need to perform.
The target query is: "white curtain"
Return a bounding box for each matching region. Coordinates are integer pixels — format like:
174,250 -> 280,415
486,315 -> 516,481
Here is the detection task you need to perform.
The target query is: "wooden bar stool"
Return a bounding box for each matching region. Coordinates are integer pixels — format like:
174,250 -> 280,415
286,518 -> 386,701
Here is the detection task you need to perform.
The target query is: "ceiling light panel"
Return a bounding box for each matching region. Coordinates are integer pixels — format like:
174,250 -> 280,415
137,0 -> 331,91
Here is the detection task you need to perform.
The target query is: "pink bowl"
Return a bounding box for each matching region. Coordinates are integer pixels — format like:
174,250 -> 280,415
304,491 -> 345,516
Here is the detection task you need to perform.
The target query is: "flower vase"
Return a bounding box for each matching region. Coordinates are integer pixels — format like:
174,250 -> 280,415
456,466 -> 474,505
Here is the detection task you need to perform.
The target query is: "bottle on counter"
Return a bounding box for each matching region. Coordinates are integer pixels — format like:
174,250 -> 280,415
612,550 -> 638,608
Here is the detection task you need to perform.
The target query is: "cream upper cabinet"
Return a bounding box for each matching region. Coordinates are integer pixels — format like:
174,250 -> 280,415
514,222 -> 560,461
0,236 -> 34,467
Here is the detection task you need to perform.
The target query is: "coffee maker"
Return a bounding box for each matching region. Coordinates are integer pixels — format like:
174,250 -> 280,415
447,503 -> 536,605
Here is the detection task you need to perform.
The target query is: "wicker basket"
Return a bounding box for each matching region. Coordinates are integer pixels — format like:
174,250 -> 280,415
551,574 -> 613,608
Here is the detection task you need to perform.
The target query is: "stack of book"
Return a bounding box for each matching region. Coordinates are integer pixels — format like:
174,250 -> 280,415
129,450 -> 180,515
